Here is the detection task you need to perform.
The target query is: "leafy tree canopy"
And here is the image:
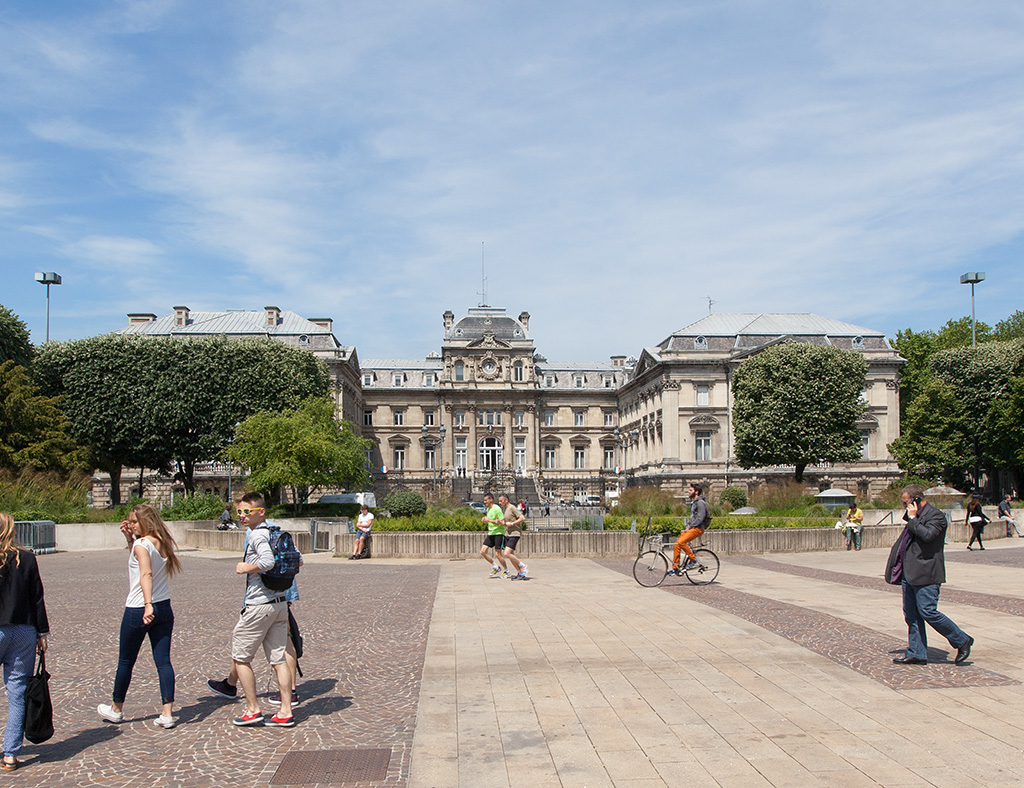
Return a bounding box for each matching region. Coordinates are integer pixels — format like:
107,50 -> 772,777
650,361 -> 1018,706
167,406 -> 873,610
35,334 -> 332,504
732,343 -> 867,482
888,378 -> 972,488
994,310 -> 1024,342
0,305 -> 33,368
0,360 -> 85,472
228,396 -> 370,514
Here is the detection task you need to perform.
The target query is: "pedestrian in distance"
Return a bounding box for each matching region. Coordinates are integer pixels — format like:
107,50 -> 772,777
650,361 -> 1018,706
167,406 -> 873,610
350,504 -> 373,559
844,502 -> 864,551
0,513 -> 50,772
892,485 -> 974,666
965,493 -> 988,551
226,492 -> 295,727
498,493 -> 527,579
999,494 -> 1021,537
479,493 -> 510,578
97,505 -> 182,729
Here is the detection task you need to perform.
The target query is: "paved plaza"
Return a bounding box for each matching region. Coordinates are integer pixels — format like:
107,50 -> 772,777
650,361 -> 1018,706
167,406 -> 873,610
5,539 -> 1024,787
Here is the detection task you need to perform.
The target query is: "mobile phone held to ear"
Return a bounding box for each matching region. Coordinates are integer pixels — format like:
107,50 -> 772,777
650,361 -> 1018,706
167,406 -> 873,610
913,495 -> 922,506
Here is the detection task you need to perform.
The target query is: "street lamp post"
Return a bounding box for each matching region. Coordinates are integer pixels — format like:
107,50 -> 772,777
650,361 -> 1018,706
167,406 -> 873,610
33,272 -> 62,343
612,427 -> 640,498
960,272 -> 986,346
421,424 -> 446,492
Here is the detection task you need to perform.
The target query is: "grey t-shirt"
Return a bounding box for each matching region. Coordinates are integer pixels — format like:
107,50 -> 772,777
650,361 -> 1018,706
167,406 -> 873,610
243,524 -> 279,607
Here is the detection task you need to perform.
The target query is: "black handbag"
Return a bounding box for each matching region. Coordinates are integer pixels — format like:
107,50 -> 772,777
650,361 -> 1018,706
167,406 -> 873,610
24,651 -> 53,744
288,608 -> 304,677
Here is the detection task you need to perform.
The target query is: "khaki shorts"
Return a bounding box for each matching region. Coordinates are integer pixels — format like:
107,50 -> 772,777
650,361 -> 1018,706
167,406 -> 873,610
231,601 -> 289,665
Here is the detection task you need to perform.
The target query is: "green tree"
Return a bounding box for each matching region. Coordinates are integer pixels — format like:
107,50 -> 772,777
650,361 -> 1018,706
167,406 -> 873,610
228,396 -> 370,514
732,343 -> 867,482
994,310 -> 1024,341
986,375 -> 1024,494
0,305 -> 33,368
0,360 -> 84,471
35,334 -> 333,503
888,379 -> 972,487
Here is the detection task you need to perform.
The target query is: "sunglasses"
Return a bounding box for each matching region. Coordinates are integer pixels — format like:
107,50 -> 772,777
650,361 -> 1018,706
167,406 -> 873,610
235,507 -> 265,516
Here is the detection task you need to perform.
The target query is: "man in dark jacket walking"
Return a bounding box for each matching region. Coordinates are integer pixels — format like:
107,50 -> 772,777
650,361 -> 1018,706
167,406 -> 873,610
893,484 -> 974,665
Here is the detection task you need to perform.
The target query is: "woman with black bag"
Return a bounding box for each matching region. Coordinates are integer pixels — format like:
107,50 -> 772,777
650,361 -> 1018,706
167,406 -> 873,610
965,493 -> 989,550
0,513 -> 50,772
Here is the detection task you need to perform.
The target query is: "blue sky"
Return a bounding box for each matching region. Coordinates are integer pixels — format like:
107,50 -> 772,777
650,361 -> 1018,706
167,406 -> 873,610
2,0 -> 1023,361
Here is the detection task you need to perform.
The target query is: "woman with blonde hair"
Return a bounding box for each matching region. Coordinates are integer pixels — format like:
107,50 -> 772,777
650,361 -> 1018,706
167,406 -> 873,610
0,513 -> 50,771
97,504 -> 182,729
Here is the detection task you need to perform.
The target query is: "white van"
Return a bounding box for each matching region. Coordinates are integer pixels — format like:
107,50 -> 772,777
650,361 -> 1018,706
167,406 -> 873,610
317,492 -> 377,507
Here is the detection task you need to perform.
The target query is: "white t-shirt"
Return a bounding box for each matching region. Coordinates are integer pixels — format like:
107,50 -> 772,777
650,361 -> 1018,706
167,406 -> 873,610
357,512 -> 374,533
126,537 -> 171,608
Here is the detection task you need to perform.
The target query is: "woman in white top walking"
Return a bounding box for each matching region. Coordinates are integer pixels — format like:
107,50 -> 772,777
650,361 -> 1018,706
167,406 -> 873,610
98,505 -> 182,728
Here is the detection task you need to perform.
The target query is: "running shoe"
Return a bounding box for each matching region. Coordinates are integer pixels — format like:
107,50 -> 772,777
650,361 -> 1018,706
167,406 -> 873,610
153,715 -> 178,729
232,710 -> 264,726
501,571 -> 512,579
97,703 -> 124,724
207,678 -> 238,699
268,692 -> 301,706
266,714 -> 296,727
489,565 -> 501,577
684,559 -> 699,570
518,563 -> 528,578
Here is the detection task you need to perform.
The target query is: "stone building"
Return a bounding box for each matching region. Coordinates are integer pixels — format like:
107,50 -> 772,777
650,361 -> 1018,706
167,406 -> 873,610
94,305 -> 904,506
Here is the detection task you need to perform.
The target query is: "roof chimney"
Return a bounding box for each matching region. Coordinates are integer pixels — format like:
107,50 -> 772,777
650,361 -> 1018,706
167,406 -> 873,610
518,311 -> 530,333
128,313 -> 157,326
610,355 -> 626,367
265,306 -> 281,327
173,306 -> 190,326
443,310 -> 454,334
309,318 -> 333,332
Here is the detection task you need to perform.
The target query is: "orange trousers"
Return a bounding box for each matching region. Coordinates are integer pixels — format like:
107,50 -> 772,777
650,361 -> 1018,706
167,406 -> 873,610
673,528 -> 704,567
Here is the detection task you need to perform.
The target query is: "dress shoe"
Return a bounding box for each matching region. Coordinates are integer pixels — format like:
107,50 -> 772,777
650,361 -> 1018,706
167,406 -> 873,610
955,636 -> 974,665
893,656 -> 927,665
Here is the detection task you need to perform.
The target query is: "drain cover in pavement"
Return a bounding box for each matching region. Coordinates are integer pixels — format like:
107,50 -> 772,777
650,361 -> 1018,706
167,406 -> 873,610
271,749 -> 391,784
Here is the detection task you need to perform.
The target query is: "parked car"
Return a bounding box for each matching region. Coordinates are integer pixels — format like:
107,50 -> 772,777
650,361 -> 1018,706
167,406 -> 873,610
467,501 -> 488,513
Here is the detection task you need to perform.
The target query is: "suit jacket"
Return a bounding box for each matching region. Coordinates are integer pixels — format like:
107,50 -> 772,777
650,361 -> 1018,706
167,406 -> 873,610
0,549 -> 50,634
903,502 -> 948,586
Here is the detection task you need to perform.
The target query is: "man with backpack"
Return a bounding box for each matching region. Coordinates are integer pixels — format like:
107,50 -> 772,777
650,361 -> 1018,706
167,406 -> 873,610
228,492 -> 297,727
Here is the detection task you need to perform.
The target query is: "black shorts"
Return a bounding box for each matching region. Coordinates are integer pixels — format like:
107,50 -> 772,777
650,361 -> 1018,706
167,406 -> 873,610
483,534 -> 505,549
503,536 -> 520,550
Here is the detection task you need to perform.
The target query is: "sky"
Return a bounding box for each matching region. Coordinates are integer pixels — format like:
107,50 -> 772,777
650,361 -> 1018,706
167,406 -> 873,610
2,0 -> 1023,362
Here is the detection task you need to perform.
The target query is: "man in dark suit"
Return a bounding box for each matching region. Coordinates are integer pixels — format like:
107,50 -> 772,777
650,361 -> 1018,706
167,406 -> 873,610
894,484 -> 975,665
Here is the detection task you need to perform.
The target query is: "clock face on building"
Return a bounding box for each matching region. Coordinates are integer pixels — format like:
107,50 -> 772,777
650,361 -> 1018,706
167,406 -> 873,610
483,360 -> 496,374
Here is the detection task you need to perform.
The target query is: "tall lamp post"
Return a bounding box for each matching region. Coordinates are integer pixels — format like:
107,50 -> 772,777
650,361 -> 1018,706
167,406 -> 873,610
421,424 -> 446,492
960,272 -> 985,346
34,272 -> 62,343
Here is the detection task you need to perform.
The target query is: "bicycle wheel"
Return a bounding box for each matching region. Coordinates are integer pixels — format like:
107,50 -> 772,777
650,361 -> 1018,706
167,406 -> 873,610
633,550 -> 668,587
684,548 -> 719,585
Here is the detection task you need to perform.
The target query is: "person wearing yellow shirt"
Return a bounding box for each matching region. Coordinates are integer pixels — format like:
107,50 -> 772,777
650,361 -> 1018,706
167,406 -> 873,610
844,502 -> 864,551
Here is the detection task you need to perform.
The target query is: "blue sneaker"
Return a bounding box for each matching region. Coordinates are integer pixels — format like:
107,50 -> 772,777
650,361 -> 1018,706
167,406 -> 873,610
684,559 -> 699,570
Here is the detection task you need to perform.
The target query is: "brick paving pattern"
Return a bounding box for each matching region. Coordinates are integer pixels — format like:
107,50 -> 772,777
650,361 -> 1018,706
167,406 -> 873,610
597,556 -> 1019,691
1,551 -> 438,788
732,549 -> 1024,617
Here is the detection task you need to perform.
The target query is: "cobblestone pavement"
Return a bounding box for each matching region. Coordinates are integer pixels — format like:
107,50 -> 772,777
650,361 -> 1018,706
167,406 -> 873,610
8,542 -> 1024,787
2,550 -> 438,788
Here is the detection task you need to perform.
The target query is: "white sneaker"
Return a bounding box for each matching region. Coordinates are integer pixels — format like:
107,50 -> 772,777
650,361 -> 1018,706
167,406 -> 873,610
153,714 -> 178,729
489,566 -> 501,577
97,703 -> 124,724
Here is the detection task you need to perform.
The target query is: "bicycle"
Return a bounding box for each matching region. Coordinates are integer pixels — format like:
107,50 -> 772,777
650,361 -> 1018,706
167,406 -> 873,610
632,517 -> 719,587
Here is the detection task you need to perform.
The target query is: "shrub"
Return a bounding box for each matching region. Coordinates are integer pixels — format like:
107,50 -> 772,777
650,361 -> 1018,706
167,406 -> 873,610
381,489 -> 427,517
719,486 -> 747,511
871,476 -> 937,509
616,486 -> 679,517
160,492 -> 227,521
749,480 -> 816,515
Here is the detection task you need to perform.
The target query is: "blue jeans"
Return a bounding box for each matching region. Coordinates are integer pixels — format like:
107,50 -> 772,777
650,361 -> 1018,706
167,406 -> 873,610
112,601 -> 175,704
1,624 -> 37,758
901,581 -> 969,661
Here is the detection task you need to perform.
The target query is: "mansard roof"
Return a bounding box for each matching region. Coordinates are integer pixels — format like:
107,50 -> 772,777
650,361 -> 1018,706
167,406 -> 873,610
447,307 -> 529,343
116,308 -> 341,344
660,313 -> 892,353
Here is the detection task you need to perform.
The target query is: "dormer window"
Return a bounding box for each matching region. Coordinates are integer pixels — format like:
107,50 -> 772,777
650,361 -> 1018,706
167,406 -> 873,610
602,374 -> 614,388
544,374 -> 555,388
362,372 -> 373,387
393,373 -> 404,387
853,336 -> 864,349
694,336 -> 708,350
574,374 -> 585,388
423,372 -> 436,387
298,335 -> 310,346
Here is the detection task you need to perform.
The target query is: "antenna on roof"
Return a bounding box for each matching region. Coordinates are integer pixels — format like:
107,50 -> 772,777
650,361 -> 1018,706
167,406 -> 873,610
478,242 -> 488,307
703,296 -> 716,314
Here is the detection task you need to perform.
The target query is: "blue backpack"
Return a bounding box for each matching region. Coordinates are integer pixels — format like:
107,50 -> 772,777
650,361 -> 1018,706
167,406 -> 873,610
257,525 -> 302,591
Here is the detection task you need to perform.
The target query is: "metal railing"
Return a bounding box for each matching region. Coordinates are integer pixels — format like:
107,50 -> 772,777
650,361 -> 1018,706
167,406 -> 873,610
14,521 -> 57,554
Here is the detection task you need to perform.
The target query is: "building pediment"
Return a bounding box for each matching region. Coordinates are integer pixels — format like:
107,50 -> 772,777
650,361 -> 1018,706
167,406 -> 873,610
464,331 -> 513,349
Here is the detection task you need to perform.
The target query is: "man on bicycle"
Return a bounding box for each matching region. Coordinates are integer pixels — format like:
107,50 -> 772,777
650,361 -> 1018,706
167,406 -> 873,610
670,484 -> 709,574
